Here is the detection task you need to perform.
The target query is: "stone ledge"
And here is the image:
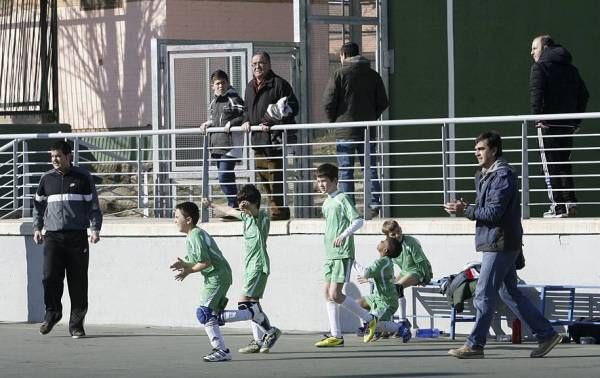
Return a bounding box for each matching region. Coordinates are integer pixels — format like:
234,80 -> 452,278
2,217 -> 600,236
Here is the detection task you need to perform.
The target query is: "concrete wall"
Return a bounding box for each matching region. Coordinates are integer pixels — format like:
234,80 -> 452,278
1,218 -> 598,335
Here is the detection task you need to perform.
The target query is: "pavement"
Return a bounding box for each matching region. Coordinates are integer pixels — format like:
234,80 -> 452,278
1,323 -> 599,378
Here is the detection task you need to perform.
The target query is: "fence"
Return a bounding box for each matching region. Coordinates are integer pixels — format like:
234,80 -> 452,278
0,111 -> 599,221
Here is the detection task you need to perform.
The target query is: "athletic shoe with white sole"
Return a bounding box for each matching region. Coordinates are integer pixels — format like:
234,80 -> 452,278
238,340 -> 261,354
203,348 -> 231,362
260,327 -> 282,353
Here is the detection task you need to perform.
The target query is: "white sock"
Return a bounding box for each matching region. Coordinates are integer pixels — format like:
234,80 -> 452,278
377,320 -> 399,334
341,296 -> 373,323
204,319 -> 226,350
251,321 -> 265,344
398,297 -> 407,321
221,308 -> 252,323
327,301 -> 342,338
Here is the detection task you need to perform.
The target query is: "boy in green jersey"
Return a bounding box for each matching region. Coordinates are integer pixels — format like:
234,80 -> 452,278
355,236 -> 405,340
170,201 -> 233,362
382,219 -> 433,339
314,163 -> 379,347
203,184 -> 281,354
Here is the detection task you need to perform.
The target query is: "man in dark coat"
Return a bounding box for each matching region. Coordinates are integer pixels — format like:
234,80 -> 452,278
241,51 -> 299,220
322,42 -> 388,217
530,35 -> 589,218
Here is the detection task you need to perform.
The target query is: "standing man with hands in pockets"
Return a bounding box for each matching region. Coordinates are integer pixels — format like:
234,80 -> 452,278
444,131 -> 561,359
33,140 -> 102,339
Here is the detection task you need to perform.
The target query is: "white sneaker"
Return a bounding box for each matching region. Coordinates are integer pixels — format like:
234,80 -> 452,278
543,209 -> 567,218
203,348 -> 231,362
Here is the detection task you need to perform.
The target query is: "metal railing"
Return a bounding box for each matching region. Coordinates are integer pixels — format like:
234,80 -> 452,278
0,111 -> 599,220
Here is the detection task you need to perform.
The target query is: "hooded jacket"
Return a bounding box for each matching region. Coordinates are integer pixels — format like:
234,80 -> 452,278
243,71 -> 299,155
207,87 -> 245,156
464,158 -> 522,253
322,55 -> 389,140
529,44 -> 589,126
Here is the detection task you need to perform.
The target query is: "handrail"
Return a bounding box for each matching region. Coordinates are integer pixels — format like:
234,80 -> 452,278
0,112 -> 598,139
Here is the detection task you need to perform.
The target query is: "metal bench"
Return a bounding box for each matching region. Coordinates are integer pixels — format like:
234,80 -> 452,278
540,286 -> 600,326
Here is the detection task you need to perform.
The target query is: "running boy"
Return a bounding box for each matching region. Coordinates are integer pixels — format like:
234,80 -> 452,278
315,163 -> 378,347
382,219 -> 433,338
170,201 -> 233,362
203,184 -> 281,353
355,236 -> 405,339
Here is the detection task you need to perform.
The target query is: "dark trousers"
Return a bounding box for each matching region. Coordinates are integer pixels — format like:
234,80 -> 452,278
43,230 -> 89,331
212,154 -> 239,208
537,126 -> 577,209
254,150 -> 289,218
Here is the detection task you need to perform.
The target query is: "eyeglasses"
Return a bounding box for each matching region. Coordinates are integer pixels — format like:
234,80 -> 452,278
251,61 -> 268,67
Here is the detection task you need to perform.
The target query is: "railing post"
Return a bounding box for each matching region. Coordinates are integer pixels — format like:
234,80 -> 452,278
282,129 -> 288,207
136,135 -> 142,210
364,127 -> 372,220
521,120 -> 530,219
441,123 -> 450,204
22,140 -> 31,217
12,140 -> 18,211
200,133 -> 210,223
73,137 -> 80,166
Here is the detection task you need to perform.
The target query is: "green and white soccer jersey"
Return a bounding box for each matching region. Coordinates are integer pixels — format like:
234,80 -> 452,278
185,227 -> 232,312
392,235 -> 433,285
322,191 -> 360,260
240,209 -> 270,298
363,257 -> 398,321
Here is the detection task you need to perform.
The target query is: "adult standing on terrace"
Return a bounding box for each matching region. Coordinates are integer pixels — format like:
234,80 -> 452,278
241,51 -> 299,221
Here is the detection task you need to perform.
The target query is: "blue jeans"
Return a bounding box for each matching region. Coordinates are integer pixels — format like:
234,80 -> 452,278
335,139 -> 381,206
466,250 -> 557,349
213,154 -> 238,208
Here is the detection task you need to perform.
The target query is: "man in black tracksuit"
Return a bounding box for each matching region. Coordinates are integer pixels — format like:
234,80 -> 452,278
530,35 -> 589,218
241,51 -> 299,220
33,140 -> 102,338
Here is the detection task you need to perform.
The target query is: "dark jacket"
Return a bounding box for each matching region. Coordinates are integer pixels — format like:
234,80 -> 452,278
464,158 -> 522,253
322,55 -> 389,140
529,45 -> 589,126
243,71 -> 299,155
33,166 -> 102,232
207,87 -> 245,155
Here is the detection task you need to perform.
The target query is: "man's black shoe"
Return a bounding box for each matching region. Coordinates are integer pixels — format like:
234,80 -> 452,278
39,315 -> 62,335
70,329 -> 86,339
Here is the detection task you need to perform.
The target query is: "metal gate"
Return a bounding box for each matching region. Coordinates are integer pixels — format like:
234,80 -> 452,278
151,40 -> 302,213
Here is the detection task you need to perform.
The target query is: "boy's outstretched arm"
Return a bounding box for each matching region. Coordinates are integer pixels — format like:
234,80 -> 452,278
170,257 -> 212,281
202,198 -> 241,219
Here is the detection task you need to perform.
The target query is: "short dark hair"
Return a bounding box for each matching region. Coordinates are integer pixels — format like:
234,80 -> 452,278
253,51 -> 271,64
176,201 -> 200,225
50,140 -> 72,155
237,184 -> 261,208
316,163 -> 338,181
536,34 -> 555,48
210,69 -> 229,83
340,42 -> 359,58
475,130 -> 503,157
385,237 -> 402,259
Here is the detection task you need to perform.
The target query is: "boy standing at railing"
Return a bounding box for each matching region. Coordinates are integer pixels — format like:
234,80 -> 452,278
382,219 -> 433,342
314,163 -> 378,347
200,70 -> 245,212
203,184 -> 282,354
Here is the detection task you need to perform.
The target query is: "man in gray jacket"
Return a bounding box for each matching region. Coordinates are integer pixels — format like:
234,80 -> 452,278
33,140 -> 102,339
323,42 -> 389,217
